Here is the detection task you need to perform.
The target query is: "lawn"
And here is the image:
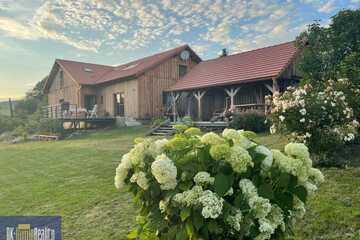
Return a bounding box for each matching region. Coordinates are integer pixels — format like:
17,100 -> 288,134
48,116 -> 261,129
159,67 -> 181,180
0,127 -> 359,239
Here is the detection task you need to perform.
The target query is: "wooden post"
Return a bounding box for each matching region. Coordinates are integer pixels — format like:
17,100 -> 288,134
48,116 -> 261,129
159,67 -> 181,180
170,92 -> 180,122
193,90 -> 206,121
272,77 -> 279,93
8,98 -> 13,117
224,87 -> 241,109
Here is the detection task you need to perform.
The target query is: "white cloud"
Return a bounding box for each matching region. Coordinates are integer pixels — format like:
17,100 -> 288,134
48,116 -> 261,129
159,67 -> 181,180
318,0 -> 336,13
0,0 -> 331,55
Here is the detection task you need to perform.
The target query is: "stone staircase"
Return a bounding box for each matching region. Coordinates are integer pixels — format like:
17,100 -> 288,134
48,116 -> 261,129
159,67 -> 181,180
148,121 -> 176,136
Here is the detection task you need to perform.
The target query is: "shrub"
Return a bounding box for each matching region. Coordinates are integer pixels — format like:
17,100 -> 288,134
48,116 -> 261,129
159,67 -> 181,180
230,113 -> 268,133
0,115 -> 24,134
267,80 -> 359,165
37,119 -> 65,136
114,127 -> 324,240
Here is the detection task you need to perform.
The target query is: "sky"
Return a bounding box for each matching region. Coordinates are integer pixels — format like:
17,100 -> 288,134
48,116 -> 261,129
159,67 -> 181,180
0,0 -> 359,101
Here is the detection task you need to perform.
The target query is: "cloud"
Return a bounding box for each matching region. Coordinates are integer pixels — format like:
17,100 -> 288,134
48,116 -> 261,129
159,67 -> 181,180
318,0 -> 336,13
0,17 -> 40,40
0,0 -> 339,55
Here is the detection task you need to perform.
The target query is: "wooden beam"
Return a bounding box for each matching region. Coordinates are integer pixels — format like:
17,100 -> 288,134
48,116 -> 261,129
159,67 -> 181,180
272,78 -> 280,93
224,87 -> 241,108
264,84 -> 273,93
170,92 -> 180,122
193,90 -> 206,121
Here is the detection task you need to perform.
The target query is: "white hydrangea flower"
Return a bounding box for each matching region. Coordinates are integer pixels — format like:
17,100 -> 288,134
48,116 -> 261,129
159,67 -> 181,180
159,197 -> 170,213
239,179 -> 258,199
284,143 -> 310,161
304,181 -> 318,196
200,132 -> 225,145
172,185 -> 203,207
114,153 -> 133,190
222,128 -> 239,140
299,118 -> 305,123
225,187 -> 234,196
292,197 -> 306,219
193,171 -> 215,186
227,146 -> 253,173
272,150 -> 303,177
308,168 -> 325,185
128,141 -> 149,167
198,190 -> 224,219
249,196 -> 272,219
130,171 -> 149,190
279,115 -> 285,122
255,145 -> 273,171
222,128 -> 256,149
226,209 -> 242,231
299,108 -> 307,116
270,125 -> 277,134
149,139 -> 169,157
151,154 -> 177,190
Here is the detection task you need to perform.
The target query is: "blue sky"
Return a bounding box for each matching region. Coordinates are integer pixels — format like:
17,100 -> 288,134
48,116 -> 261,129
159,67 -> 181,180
0,0 -> 359,100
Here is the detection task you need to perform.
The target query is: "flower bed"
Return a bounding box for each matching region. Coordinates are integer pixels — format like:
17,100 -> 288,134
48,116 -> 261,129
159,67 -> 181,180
115,127 -> 324,240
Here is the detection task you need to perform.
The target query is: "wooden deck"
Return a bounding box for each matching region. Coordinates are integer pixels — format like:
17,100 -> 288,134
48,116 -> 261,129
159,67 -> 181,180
42,104 -> 115,130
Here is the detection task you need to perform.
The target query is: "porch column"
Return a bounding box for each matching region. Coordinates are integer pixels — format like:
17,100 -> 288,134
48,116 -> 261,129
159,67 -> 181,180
170,92 -> 180,122
224,87 -> 241,109
272,77 -> 280,93
193,90 -> 206,121
264,78 -> 279,94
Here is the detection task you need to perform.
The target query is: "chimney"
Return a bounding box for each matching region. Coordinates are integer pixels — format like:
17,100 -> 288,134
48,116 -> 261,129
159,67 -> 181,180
220,48 -> 228,57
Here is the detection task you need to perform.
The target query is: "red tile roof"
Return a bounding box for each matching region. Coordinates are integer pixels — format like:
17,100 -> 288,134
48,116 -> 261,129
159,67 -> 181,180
54,44 -> 201,85
168,41 -> 299,91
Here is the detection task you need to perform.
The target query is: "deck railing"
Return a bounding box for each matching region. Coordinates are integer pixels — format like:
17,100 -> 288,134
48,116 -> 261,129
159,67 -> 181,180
233,103 -> 266,114
42,104 -> 87,119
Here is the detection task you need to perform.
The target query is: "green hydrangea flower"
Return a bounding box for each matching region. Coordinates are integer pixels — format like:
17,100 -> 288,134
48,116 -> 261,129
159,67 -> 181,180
227,145 -> 253,173
184,127 -> 202,136
209,143 -> 231,160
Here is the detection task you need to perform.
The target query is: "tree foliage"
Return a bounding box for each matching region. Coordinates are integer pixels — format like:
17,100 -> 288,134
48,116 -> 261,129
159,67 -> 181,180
296,9 -> 360,86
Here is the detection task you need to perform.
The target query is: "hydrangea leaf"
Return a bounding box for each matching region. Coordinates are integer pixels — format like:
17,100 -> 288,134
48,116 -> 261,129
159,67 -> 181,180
214,173 -> 234,196
293,185 -> 308,203
258,182 -> 274,200
180,208 -> 191,222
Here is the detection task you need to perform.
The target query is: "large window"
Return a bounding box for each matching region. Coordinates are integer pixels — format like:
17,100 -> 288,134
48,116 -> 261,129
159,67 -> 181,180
114,93 -> 125,116
178,65 -> 188,78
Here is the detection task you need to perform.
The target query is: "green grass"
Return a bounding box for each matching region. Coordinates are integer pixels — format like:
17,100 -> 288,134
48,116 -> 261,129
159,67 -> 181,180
0,128 -> 359,239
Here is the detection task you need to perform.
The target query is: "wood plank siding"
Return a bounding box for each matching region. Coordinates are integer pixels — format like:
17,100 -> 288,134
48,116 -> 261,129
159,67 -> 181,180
97,78 -> 139,118
47,66 -> 80,106
137,55 -> 198,119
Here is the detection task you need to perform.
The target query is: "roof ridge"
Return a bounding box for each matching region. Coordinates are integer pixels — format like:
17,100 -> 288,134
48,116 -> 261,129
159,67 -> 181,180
201,41 -> 296,63
114,44 -> 189,67
56,59 -> 114,68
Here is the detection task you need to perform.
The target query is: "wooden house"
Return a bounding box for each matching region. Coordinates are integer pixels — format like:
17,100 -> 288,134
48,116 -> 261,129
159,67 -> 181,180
166,41 -> 301,121
44,41 -> 301,123
43,45 -> 201,120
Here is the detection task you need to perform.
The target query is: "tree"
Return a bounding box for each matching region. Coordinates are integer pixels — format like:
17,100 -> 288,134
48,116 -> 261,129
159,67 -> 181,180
296,9 -> 360,86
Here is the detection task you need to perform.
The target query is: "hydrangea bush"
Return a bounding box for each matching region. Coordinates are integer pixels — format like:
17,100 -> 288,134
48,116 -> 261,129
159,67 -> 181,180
115,127 -> 324,240
267,79 -> 359,164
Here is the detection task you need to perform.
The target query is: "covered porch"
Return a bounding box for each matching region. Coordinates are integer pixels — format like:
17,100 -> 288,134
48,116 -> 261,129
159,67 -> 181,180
165,79 -> 280,122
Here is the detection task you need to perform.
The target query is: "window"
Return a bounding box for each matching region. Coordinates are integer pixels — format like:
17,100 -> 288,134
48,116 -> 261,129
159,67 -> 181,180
85,95 -> 97,111
114,93 -> 125,116
178,65 -> 188,78
59,70 -> 64,89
